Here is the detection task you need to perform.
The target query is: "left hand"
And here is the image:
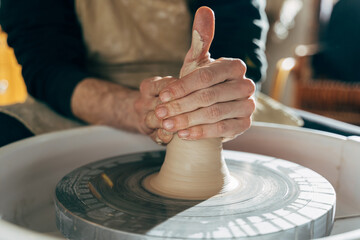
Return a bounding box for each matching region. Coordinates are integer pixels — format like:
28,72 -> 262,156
153,7 -> 256,141
134,76 -> 176,145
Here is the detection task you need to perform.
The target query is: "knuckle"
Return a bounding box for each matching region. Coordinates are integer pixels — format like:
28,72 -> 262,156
144,112 -> 153,127
232,59 -> 247,75
175,114 -> 190,130
182,114 -> 191,129
247,98 -> 256,113
139,81 -> 148,94
198,67 -> 214,85
234,79 -> 255,99
207,105 -> 222,119
170,82 -> 187,98
245,78 -> 256,96
168,100 -> 182,114
242,117 -> 252,130
156,77 -> 175,92
199,89 -> 216,105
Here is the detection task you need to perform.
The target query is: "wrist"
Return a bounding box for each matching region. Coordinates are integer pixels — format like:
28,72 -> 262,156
71,78 -> 140,132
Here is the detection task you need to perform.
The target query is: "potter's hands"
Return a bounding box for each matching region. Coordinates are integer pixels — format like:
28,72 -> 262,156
156,60 -> 255,142
134,76 -> 176,145
154,7 -> 256,141
72,77 -> 175,145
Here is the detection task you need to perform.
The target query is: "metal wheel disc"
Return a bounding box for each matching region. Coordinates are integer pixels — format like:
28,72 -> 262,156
55,150 -> 335,239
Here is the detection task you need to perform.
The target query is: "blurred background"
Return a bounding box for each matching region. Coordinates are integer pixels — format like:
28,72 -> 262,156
265,0 -> 360,126
1,0 -> 359,125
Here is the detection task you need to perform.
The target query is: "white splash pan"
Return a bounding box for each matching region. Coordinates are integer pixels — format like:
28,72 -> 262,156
0,122 -> 359,240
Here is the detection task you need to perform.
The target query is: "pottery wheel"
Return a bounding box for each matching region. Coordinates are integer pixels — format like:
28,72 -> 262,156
55,150 -> 335,239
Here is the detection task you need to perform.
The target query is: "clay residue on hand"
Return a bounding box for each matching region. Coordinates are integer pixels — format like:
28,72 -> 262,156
191,30 -> 203,59
180,30 -> 204,77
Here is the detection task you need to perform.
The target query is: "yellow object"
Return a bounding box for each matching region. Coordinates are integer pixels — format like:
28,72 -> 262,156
0,27 -> 27,106
270,57 -> 296,101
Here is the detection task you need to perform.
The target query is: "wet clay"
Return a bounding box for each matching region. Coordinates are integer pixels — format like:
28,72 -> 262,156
144,136 -> 238,200
144,23 -> 238,200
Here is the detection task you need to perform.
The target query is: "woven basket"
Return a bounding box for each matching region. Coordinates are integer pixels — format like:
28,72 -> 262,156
295,80 -> 360,125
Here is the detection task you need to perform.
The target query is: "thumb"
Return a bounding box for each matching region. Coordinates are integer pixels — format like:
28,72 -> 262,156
180,6 -> 215,77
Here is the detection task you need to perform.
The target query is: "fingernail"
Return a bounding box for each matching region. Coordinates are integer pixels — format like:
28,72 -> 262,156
178,130 -> 190,138
156,107 -> 167,118
160,91 -> 172,102
161,129 -> 172,136
163,119 -> 174,130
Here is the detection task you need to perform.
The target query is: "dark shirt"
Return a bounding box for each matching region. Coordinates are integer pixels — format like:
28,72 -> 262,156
0,0 -> 268,117
313,0 -> 360,82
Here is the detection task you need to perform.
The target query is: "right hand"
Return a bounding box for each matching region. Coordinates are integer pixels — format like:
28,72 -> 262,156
134,76 -> 176,145
154,7 -> 255,142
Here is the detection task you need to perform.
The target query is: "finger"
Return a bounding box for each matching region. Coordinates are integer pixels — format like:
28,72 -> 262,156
134,96 -> 162,120
150,130 -> 164,145
161,98 -> 255,132
139,76 -> 177,97
190,6 -> 215,61
150,129 -> 174,145
155,78 -> 255,119
160,58 -> 247,102
177,117 -> 252,140
145,111 -> 162,129
158,129 -> 174,144
147,97 -> 163,114
180,7 -> 215,77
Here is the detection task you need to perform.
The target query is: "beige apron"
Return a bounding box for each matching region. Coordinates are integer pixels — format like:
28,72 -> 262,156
76,0 -> 191,88
0,0 -> 302,136
0,0 -> 191,135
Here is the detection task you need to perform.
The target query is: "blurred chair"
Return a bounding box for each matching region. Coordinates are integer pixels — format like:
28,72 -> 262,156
271,44 -> 360,125
0,26 -> 27,106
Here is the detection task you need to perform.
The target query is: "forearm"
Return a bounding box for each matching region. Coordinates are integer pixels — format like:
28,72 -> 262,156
71,78 -> 141,132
